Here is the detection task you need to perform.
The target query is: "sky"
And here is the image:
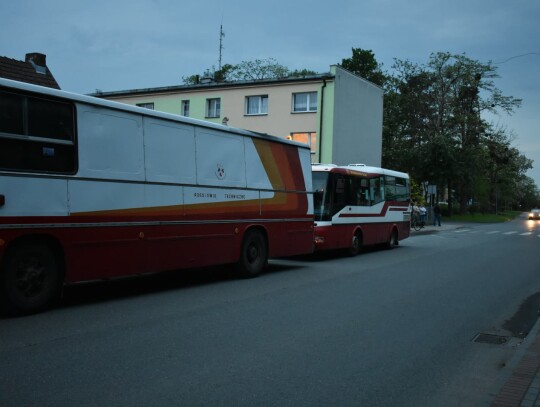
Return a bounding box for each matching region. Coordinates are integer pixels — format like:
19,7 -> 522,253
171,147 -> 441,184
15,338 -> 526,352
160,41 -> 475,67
2,0 -> 539,184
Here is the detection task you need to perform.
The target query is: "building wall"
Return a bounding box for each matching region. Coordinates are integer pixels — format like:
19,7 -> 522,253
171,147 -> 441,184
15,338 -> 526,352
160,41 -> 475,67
319,78 -> 335,164
218,82 -> 320,140
330,65 -> 383,167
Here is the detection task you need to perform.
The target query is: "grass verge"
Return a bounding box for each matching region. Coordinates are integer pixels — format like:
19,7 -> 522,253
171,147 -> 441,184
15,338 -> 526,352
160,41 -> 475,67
444,210 -> 522,223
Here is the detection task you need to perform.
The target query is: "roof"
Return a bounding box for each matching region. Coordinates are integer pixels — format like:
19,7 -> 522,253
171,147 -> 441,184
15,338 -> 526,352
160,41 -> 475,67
0,54 -> 60,89
92,73 -> 334,98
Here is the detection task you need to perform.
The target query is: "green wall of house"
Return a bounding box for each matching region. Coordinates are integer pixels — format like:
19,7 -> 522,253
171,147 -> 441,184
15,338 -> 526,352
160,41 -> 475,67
319,79 -> 335,164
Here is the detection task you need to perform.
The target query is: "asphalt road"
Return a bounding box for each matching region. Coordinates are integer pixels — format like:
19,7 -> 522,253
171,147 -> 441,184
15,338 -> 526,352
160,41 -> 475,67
2,214 -> 540,406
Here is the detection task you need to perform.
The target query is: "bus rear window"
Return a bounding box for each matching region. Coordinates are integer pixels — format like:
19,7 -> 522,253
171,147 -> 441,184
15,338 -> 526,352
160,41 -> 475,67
0,90 -> 76,174
27,96 -> 74,141
0,91 -> 24,135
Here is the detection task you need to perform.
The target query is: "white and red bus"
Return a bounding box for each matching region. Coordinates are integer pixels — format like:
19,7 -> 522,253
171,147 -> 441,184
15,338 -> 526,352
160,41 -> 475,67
312,164 -> 410,254
0,78 -> 314,313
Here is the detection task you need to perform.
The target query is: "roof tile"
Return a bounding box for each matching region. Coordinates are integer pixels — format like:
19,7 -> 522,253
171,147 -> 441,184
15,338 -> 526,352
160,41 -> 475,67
0,55 -> 60,89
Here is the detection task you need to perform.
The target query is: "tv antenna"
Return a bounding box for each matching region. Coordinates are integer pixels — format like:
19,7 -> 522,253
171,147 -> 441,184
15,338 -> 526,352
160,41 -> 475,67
218,24 -> 225,71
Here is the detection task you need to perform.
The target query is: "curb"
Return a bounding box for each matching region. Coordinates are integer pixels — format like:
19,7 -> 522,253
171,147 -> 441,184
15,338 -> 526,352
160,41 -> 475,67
409,223 -> 465,235
490,320 -> 540,406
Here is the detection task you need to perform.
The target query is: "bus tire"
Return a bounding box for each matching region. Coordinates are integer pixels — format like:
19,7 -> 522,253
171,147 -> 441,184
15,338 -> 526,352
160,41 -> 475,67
386,229 -> 398,250
0,242 -> 61,314
237,229 -> 268,278
348,232 -> 362,256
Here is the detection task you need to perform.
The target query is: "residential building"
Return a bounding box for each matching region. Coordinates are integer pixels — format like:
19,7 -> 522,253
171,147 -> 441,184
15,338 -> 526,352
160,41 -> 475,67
94,65 -> 382,166
0,52 -> 60,89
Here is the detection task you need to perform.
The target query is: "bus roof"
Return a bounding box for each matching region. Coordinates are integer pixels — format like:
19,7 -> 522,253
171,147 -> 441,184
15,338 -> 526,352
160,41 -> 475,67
0,77 -> 309,150
312,163 -> 409,179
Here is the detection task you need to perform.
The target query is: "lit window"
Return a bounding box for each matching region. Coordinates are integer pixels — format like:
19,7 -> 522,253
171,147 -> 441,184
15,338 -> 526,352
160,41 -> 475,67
245,95 -> 268,115
206,98 -> 221,118
292,92 -> 317,113
181,100 -> 190,117
289,132 -> 317,153
136,102 -> 154,110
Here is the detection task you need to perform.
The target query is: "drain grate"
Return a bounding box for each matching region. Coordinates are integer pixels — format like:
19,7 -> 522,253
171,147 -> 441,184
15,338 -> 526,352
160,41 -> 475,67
472,333 -> 510,345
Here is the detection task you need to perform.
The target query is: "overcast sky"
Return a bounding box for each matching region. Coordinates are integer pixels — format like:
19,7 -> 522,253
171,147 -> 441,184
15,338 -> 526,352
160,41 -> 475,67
2,0 -> 539,186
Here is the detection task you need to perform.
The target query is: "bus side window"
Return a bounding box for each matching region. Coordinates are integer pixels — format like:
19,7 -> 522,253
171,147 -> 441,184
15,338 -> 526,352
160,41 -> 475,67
370,177 -> 385,205
395,177 -> 409,201
347,177 -> 361,206
332,176 -> 347,215
359,178 -> 369,206
385,176 -> 396,200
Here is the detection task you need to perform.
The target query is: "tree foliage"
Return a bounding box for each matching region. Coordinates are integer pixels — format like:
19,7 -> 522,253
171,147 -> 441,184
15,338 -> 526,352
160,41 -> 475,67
228,58 -> 289,81
340,48 -> 386,86
182,58 -> 314,85
380,51 -> 533,214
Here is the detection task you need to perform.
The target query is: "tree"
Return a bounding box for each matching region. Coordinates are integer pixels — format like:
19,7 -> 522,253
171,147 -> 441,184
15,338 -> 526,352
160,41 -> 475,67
516,176 -> 540,209
288,68 -> 318,78
227,58 -> 289,81
382,52 -> 524,214
340,48 -> 386,86
182,58 -> 315,85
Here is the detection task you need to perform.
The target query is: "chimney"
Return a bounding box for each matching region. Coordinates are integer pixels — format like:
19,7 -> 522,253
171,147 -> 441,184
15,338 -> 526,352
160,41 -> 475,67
25,53 -> 48,74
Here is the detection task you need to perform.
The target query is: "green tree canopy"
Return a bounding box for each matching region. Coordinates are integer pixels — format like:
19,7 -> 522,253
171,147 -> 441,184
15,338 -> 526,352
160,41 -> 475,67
182,58 -> 317,85
340,48 -> 386,86
381,51 -> 531,214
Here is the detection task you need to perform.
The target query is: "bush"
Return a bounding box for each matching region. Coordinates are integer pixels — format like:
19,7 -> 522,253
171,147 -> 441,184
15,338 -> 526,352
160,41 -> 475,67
468,204 -> 479,215
439,203 -> 449,216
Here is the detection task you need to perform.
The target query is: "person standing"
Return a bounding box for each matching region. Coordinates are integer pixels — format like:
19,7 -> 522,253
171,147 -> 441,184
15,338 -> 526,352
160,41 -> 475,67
433,203 -> 442,226
419,204 -> 427,225
412,202 -> 420,224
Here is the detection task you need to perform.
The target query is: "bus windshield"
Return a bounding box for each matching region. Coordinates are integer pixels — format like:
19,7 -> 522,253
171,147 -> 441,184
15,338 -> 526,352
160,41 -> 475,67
313,171 -> 331,221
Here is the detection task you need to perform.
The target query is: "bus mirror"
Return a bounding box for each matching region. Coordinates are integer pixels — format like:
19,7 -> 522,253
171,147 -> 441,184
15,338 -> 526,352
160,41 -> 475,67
0,195 -> 4,207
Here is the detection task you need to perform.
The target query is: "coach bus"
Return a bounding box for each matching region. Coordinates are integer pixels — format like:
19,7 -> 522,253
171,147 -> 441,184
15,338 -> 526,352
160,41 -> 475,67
0,78 -> 314,314
312,163 -> 410,254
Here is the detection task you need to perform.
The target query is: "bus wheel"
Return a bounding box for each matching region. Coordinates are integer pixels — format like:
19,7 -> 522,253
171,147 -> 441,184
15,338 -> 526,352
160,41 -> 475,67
386,229 -> 398,250
237,229 -> 268,278
348,232 -> 362,256
1,242 -> 61,314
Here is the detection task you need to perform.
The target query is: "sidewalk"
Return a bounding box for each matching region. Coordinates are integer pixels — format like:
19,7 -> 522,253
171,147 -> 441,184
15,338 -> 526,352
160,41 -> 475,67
409,221 -> 464,234
491,323 -> 540,406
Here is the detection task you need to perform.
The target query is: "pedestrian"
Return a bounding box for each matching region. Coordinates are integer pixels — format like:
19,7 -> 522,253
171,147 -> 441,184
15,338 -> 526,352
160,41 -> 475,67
412,202 -> 420,224
433,203 -> 442,226
419,204 -> 427,225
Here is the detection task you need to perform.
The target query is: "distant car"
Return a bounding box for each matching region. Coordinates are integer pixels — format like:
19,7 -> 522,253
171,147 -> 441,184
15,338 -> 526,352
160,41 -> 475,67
529,209 -> 540,220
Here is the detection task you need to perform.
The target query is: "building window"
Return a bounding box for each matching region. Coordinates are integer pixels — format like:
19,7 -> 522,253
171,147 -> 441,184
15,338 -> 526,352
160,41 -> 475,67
181,100 -> 190,117
292,92 -> 317,113
245,95 -> 268,115
289,132 -> 317,153
206,98 -> 221,118
136,102 -> 154,110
